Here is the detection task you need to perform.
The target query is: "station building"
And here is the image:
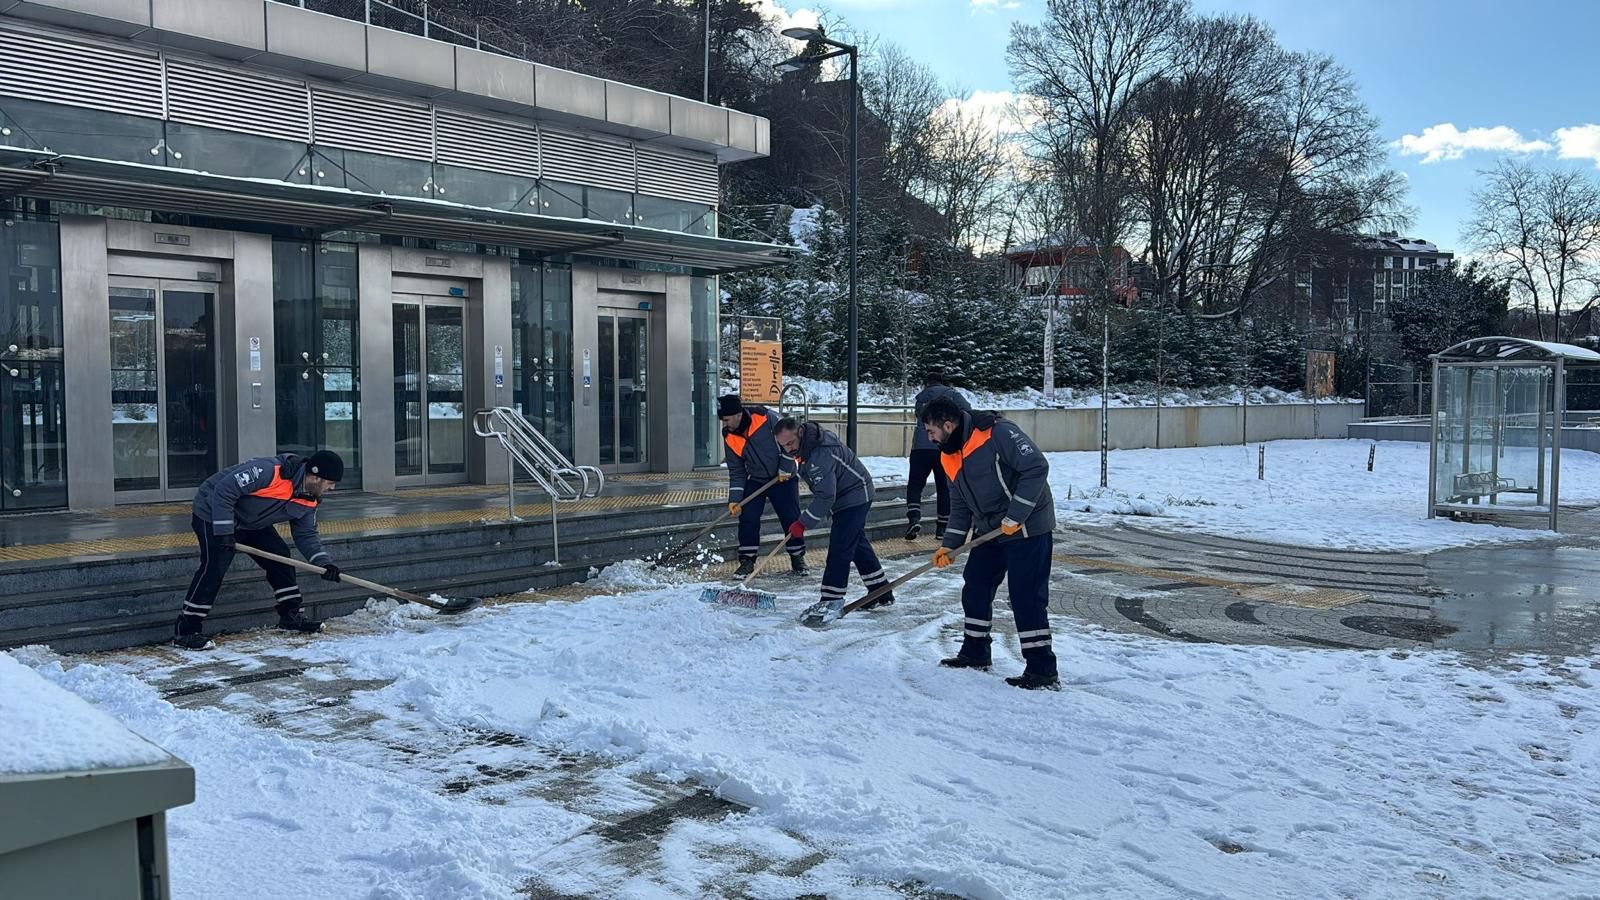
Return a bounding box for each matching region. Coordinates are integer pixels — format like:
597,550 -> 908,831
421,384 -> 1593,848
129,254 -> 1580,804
0,0 -> 787,512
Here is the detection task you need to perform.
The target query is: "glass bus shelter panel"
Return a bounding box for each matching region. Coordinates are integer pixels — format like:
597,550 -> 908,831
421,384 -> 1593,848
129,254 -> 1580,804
1433,363 -> 1555,512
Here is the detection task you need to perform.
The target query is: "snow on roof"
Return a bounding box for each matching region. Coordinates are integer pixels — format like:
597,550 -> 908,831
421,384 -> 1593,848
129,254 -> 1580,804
0,653 -> 171,776
1359,232 -> 1444,254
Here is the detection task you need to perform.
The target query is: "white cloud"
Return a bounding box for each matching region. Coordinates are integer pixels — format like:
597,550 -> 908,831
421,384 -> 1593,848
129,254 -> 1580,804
1553,124 -> 1600,166
752,0 -> 820,34
935,90 -> 1034,136
971,0 -> 1023,11
1392,124 -> 1551,164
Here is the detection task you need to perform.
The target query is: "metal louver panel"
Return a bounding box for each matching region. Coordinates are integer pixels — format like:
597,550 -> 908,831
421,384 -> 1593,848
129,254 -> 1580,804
637,146 -> 719,206
312,89 -> 433,160
540,127 -> 634,193
166,58 -> 310,142
0,27 -> 161,118
435,108 -> 538,178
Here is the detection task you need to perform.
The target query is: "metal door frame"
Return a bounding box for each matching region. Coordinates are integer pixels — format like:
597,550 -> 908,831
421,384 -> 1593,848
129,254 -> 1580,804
107,275 -> 221,505
392,293 -> 471,487
597,307 -> 651,474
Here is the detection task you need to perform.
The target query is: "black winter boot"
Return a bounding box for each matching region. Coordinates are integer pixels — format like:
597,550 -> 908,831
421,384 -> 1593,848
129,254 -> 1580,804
858,591 -> 896,611
789,554 -> 810,577
1005,672 -> 1061,691
940,636 -> 991,669
172,616 -> 214,651
733,557 -> 756,578
276,604 -> 323,634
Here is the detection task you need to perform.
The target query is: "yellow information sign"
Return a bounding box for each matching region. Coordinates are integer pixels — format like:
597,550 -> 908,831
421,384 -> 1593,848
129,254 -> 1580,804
739,317 -> 783,405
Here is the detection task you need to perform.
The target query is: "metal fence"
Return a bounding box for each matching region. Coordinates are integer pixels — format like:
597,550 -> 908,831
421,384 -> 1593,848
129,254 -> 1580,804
272,0 -> 534,62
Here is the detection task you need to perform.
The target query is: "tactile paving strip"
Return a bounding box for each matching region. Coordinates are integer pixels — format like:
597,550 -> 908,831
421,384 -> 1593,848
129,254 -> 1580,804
0,489 -> 728,563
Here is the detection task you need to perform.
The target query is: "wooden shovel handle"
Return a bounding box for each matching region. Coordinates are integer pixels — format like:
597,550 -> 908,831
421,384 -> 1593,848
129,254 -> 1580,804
233,543 -> 447,611
837,527 -> 1007,618
652,472 -> 790,569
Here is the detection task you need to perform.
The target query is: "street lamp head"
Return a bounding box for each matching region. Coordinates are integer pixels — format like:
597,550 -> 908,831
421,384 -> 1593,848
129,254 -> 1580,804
781,26 -> 825,41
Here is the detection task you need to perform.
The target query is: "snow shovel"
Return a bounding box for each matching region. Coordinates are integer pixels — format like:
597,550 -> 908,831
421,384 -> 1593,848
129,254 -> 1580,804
651,472 -> 790,570
799,526 -> 1006,628
698,536 -> 790,610
235,545 -> 481,615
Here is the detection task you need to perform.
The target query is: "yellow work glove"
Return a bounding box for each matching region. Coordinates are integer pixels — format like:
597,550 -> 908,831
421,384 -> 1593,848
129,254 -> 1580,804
932,547 -> 954,569
728,502 -> 742,516
1001,517 -> 1022,536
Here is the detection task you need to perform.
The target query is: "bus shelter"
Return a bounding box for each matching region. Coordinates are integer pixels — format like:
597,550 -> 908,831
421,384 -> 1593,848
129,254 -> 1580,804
1430,337 -> 1600,530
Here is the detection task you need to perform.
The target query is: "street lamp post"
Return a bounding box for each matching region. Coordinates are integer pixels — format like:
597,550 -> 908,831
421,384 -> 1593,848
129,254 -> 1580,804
778,28 -> 860,450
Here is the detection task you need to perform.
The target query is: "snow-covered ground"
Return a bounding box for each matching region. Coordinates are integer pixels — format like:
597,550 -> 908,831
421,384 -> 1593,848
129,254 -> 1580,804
863,439 -> 1600,552
12,567 -> 1598,899
738,376 -> 1361,411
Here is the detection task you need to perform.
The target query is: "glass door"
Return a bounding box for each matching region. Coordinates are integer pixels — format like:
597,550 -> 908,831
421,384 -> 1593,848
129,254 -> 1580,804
597,309 -> 650,471
0,217 -> 67,511
108,278 -> 217,503
393,296 -> 468,486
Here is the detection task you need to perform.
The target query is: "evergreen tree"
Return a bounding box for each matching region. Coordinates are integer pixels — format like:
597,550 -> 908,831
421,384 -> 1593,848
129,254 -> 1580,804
1387,261 -> 1511,370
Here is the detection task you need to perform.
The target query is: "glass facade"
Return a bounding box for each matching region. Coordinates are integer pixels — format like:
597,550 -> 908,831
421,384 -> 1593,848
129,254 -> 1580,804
0,216 -> 67,509
511,260 -> 574,458
273,240 -> 362,487
690,276 -> 720,467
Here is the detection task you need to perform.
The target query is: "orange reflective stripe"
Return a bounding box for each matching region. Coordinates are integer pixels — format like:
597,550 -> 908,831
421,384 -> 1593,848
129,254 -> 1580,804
723,412 -> 768,459
939,427 -> 992,482
251,466 -> 294,500
250,465 -> 319,508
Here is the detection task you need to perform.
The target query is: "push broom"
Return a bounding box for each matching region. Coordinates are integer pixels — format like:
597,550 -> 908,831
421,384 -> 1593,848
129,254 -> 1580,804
698,535 -> 790,610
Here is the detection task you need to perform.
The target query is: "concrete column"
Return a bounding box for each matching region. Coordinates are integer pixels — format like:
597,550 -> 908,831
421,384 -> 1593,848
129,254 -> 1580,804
662,275 -> 693,472
230,232 -> 277,461
570,266 -> 599,468
59,216 -> 113,510
357,245 -> 395,493
471,257 -> 513,483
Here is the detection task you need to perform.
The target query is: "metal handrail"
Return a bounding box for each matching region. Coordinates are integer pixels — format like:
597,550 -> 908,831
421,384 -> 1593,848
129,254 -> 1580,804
779,382 -> 811,420
473,407 -> 604,562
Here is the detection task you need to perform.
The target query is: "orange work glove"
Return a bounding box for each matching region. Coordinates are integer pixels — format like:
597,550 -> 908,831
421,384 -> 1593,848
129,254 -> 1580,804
932,547 -> 954,569
728,502 -> 742,516
1001,517 -> 1022,536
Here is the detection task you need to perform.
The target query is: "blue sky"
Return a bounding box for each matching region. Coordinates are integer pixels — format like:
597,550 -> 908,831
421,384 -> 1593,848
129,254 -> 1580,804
765,0 -> 1600,255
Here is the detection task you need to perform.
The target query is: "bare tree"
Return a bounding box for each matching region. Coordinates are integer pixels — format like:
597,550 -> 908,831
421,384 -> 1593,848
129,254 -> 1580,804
920,100 -> 1012,251
1465,160 -> 1600,341
861,42 -> 946,206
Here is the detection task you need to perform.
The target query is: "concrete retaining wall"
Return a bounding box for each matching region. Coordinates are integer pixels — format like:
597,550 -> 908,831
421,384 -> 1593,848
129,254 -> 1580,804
807,402 -> 1366,457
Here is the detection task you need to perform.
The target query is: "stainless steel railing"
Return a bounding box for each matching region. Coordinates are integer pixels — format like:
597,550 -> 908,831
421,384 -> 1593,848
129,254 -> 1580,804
472,407 -> 604,563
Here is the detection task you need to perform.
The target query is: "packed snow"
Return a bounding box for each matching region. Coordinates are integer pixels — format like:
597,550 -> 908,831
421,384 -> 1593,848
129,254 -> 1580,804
10,570 -> 1597,898
862,439 -> 1600,552
0,652 -> 170,775
735,375 -> 1361,411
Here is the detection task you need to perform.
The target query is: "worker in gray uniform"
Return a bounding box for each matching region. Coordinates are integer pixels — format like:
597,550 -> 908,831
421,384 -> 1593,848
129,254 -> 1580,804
906,368 -> 971,540
921,398 -> 1058,690
719,394 -> 806,577
175,450 -> 345,650
775,418 -> 894,619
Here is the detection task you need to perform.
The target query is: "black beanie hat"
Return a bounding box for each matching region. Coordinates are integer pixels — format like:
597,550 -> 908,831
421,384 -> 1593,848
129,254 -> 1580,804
306,450 -> 345,483
717,394 -> 743,418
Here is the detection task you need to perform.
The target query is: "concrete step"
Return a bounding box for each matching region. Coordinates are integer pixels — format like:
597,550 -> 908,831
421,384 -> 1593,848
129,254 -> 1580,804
1,500 -> 919,653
